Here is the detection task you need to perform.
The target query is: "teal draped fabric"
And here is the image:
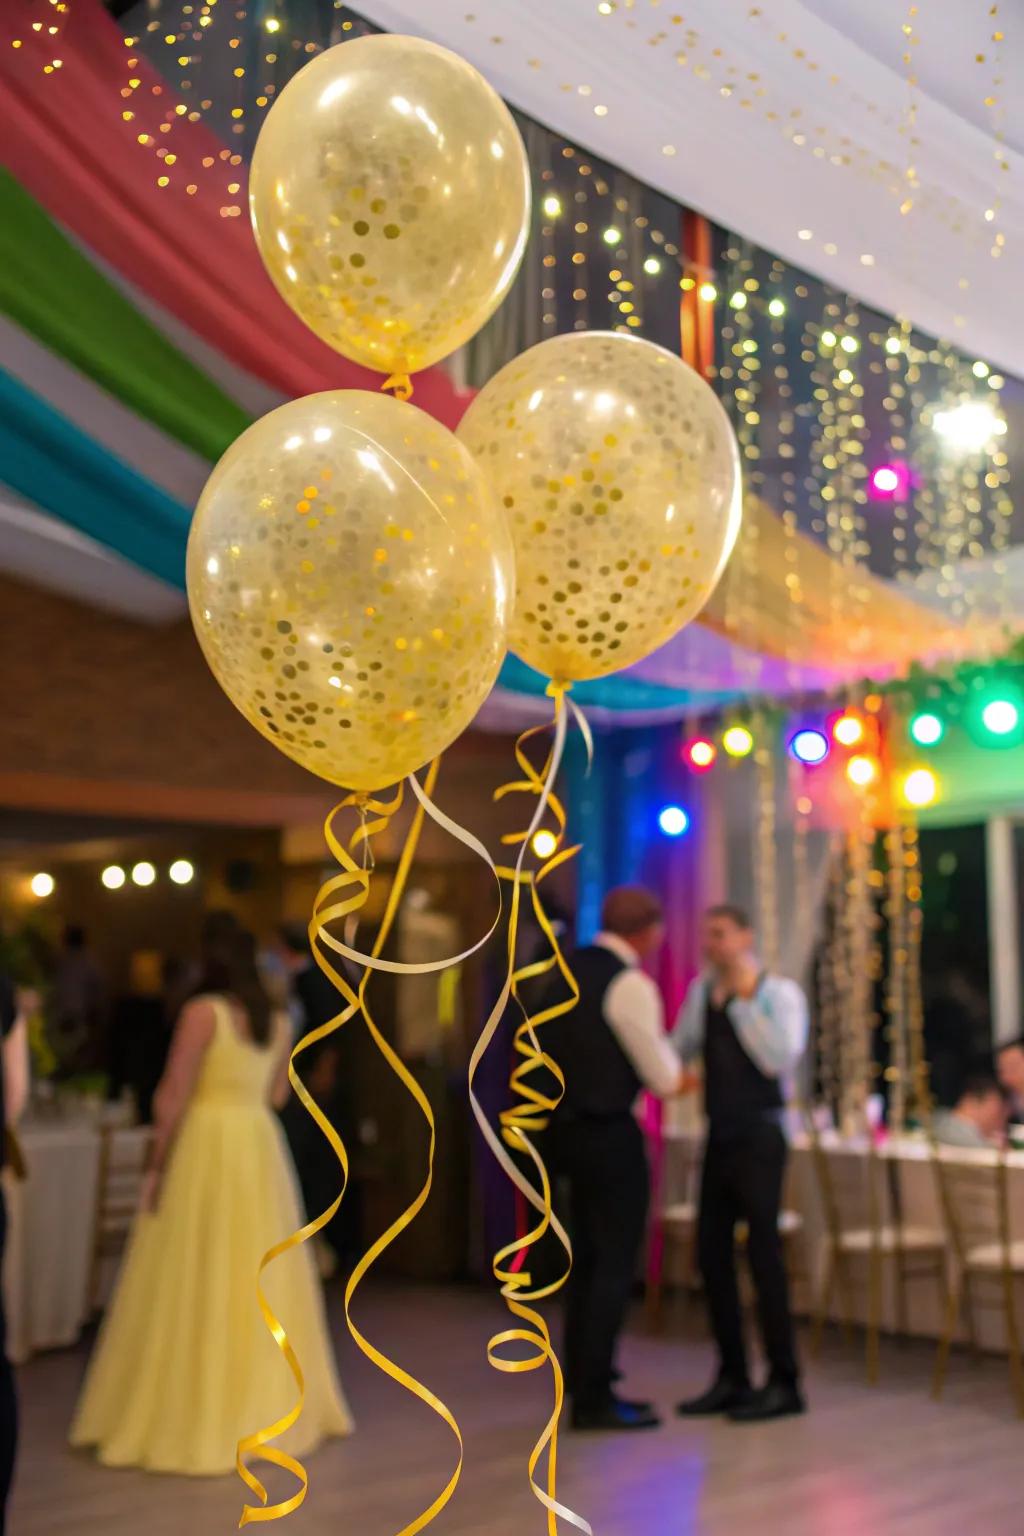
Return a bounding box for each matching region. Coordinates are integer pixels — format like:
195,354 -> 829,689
0,365 -> 728,714
0,369 -> 191,588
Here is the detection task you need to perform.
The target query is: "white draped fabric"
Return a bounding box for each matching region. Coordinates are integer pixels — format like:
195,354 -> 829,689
357,0 -> 1024,374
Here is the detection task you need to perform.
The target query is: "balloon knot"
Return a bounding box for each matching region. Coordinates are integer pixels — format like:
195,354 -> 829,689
381,373 -> 414,402
546,679 -> 571,700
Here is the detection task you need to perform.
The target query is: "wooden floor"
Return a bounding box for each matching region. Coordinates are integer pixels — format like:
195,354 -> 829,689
12,1284 -> 1023,1535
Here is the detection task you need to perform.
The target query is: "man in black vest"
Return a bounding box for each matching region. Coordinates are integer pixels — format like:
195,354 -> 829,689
673,904 -> 808,1422
545,887 -> 690,1432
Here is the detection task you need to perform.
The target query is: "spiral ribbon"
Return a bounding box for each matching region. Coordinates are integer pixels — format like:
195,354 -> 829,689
467,683 -> 594,1536
238,761 -> 504,1528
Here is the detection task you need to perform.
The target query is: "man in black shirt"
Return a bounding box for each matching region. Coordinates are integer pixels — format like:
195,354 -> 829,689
544,887 -> 689,1432
672,904 -> 808,1422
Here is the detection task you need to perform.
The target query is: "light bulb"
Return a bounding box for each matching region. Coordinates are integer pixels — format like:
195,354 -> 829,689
722,725 -> 754,758
102,865 -> 127,891
169,859 -> 195,886
531,829 -> 558,861
909,712 -> 944,747
699,282 -> 718,303
658,805 -> 690,838
768,297 -> 786,317
902,768 -> 938,808
132,861 -> 156,888
846,755 -> 878,788
30,872 -> 55,899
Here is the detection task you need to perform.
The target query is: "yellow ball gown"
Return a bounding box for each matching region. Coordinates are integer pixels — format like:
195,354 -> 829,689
71,998 -> 352,1475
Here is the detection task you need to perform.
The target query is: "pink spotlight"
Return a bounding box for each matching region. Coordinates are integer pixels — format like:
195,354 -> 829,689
869,460 -> 910,500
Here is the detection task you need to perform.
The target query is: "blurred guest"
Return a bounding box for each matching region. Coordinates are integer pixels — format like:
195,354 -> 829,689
925,964 -> 990,1108
52,925 -> 104,1073
996,1038 -> 1024,1130
932,1077 -> 1008,1149
71,926 -> 351,1474
545,887 -> 689,1432
0,973 -> 29,1534
673,904 -> 808,1423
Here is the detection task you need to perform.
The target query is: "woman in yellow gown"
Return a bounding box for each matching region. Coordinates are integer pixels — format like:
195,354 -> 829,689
71,929 -> 352,1475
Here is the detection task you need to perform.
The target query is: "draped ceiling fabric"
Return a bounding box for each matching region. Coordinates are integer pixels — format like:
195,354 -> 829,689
0,0 -> 1019,731
356,0 -> 1024,378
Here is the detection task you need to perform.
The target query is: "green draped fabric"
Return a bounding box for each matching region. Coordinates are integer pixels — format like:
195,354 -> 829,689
0,168 -> 250,460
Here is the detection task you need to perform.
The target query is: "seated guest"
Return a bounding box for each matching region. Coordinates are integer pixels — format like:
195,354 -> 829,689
932,1076 -> 1008,1149
673,904 -> 808,1423
997,1037 -> 1024,1130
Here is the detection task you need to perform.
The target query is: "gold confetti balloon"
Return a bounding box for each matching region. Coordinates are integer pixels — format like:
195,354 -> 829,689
249,34 -> 531,377
187,391 -> 515,792
457,332 -> 742,683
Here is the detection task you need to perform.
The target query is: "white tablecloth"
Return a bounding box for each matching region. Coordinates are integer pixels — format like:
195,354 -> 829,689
657,1128 -> 1024,1350
2,1117 -> 148,1364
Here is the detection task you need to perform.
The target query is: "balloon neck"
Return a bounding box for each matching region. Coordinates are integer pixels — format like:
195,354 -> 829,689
546,678 -> 572,701
381,373 -> 414,403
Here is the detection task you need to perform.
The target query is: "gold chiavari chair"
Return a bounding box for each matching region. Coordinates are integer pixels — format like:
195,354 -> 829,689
931,1146 -> 1024,1415
810,1137 -> 946,1383
87,1125 -> 153,1312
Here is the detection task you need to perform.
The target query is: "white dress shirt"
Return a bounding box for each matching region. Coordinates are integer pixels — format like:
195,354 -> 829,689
595,932 -> 681,1099
672,972 -> 808,1078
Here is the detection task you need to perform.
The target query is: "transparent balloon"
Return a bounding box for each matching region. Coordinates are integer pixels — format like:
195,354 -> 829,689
250,34 -> 532,377
458,332 -> 741,683
187,391 -> 515,791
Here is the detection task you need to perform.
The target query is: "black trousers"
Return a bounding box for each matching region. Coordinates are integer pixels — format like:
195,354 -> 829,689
0,1194 -> 16,1534
697,1122 -> 799,1387
554,1115 -> 649,1409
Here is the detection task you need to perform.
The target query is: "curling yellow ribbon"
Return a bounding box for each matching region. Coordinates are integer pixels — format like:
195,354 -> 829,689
237,785 -> 404,1525
381,372 -> 414,401
467,685 -> 594,1536
239,762 -> 504,1529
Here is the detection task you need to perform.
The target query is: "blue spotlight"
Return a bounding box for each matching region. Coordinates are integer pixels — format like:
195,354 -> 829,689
658,805 -> 690,838
790,728 -> 830,766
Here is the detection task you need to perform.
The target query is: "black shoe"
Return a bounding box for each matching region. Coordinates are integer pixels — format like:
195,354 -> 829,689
676,1377 -> 751,1417
571,1396 -> 662,1432
728,1380 -> 806,1423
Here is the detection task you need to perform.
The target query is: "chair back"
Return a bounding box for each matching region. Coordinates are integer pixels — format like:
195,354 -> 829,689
88,1125 -> 152,1308
932,1146 -> 1011,1269
811,1137 -> 889,1244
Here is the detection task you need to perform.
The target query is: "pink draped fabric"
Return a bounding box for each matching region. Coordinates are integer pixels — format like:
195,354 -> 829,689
0,0 -> 470,428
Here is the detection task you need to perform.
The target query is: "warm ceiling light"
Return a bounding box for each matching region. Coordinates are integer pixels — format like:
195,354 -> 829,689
833,713 -> 865,748
30,872 -> 55,899
840,334 -> 859,354
729,291 -> 747,309
768,297 -> 786,317
698,282 -> 718,303
169,859 -> 195,886
102,865 -> 127,890
902,768 -> 938,808
846,755 -> 879,788
531,829 -> 558,861
542,194 -> 562,218
603,226 -> 622,245
132,861 -> 157,887
643,255 -> 662,275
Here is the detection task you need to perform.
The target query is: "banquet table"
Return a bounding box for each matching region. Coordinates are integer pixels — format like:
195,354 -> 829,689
655,1124 -> 1024,1352
2,1113 -> 148,1365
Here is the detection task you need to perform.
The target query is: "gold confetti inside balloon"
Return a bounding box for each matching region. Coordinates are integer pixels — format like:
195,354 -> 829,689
249,34 -> 531,378
187,391 -> 515,792
457,332 -> 741,683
